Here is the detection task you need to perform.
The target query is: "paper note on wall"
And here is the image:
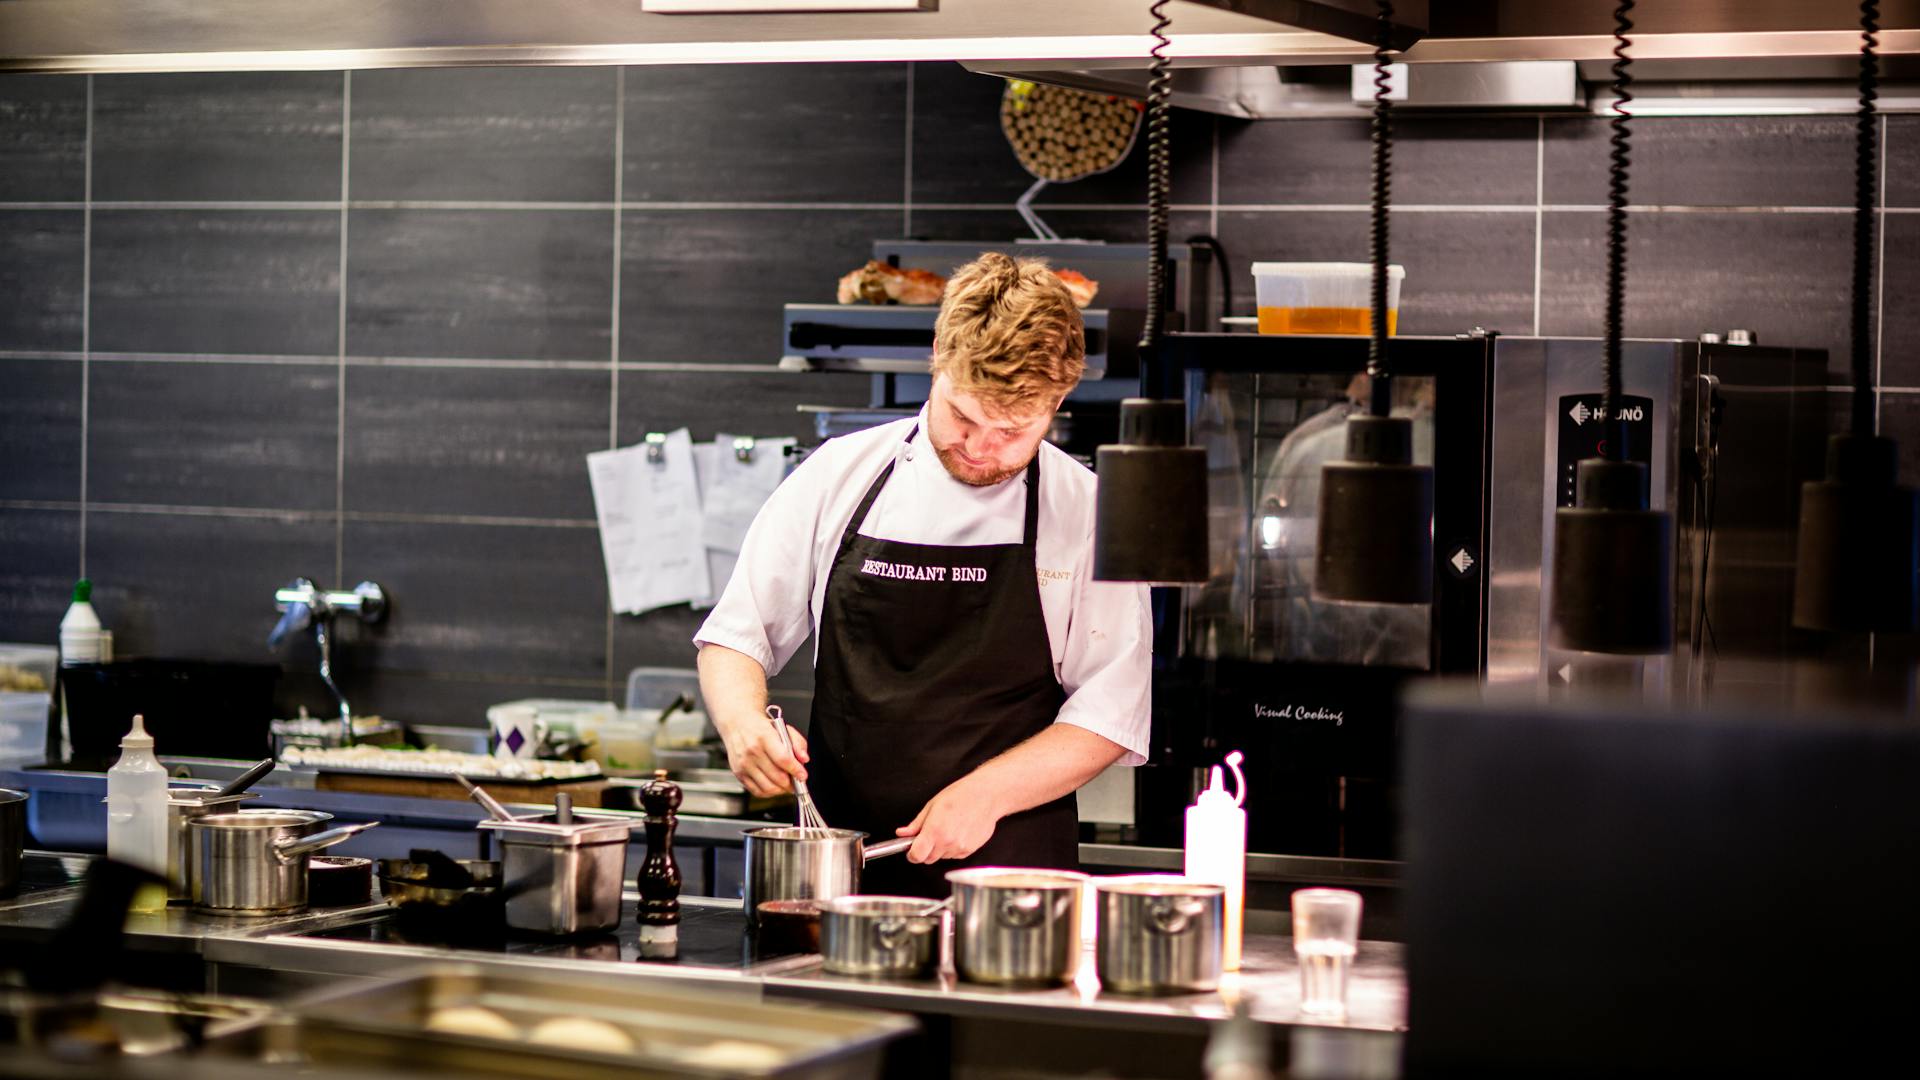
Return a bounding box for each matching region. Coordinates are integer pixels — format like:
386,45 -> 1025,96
587,429 -> 712,614
701,433 -> 794,554
688,441 -> 740,611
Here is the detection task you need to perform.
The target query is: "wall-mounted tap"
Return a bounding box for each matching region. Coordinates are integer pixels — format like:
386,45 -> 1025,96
269,578 -> 387,747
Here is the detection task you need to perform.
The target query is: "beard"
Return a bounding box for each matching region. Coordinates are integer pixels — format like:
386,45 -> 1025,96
934,442 -> 1032,487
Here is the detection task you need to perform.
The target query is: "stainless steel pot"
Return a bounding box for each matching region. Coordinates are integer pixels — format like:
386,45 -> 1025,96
820,896 -> 942,979
188,810 -> 378,915
164,791 -> 259,901
0,789 -> 25,899
948,867 -> 1088,986
477,816 -> 631,936
1094,878 -> 1226,995
742,827 -> 913,926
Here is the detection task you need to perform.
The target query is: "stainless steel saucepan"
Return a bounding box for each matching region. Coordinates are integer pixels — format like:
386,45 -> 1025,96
188,809 -> 378,915
742,827 -> 913,925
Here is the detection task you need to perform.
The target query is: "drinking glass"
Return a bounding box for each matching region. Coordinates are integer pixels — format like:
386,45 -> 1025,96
1292,888 -> 1362,1018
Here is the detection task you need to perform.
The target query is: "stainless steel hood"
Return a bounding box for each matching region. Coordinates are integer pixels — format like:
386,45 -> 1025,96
0,0 -> 1394,74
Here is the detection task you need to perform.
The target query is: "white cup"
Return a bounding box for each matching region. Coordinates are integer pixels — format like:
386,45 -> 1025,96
487,704 -> 545,759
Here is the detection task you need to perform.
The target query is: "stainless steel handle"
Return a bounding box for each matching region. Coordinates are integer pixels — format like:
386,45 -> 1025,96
214,757 -> 277,799
997,892 -> 1045,929
455,774 -> 516,822
862,837 -> 914,862
272,821 -> 378,862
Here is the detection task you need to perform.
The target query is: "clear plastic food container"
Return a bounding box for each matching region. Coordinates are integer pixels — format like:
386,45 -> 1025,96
1253,262 -> 1404,336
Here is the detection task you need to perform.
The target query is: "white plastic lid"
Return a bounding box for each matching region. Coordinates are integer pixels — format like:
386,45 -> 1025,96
1251,262 -> 1405,278
120,713 -> 154,749
1194,751 -> 1247,809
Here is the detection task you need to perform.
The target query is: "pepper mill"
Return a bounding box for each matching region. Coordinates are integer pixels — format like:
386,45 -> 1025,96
635,769 -> 682,959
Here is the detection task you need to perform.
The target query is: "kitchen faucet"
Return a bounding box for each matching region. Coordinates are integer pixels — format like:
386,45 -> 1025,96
269,578 -> 387,747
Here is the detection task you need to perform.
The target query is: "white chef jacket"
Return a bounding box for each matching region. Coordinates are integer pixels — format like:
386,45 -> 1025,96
693,406 -> 1153,765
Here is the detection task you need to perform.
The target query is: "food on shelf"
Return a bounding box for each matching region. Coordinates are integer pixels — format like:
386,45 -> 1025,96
279,743 -> 602,781
836,260 -> 948,305
1053,269 -> 1098,308
526,1016 -> 637,1054
675,1039 -> 785,1071
0,663 -> 47,692
425,1006 -> 520,1040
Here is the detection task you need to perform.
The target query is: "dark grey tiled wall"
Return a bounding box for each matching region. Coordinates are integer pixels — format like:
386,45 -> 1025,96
4,64 -> 1919,726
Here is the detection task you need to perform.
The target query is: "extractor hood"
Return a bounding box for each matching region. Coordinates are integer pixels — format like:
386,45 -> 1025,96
0,0 -> 1415,74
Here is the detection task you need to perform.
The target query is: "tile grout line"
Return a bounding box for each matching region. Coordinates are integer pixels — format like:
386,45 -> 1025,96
1209,115 -> 1220,241
78,75 -> 93,579
903,62 -> 915,237
335,71 -> 351,587
606,66 -> 627,701
1532,116 -> 1544,336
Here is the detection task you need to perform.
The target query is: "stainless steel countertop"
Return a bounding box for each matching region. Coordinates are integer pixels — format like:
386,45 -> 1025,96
3,853 -> 1404,1034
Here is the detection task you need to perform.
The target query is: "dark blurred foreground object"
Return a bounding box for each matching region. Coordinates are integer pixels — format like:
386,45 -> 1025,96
3,858 -> 164,994
59,660 -> 278,770
1403,689 -> 1919,1077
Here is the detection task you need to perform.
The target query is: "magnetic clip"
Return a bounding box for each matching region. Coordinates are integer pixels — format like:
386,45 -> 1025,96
732,436 -> 756,464
644,432 -> 667,463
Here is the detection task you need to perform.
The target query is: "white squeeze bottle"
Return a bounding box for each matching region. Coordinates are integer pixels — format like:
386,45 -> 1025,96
1185,750 -> 1248,971
59,578 -> 103,665
107,713 -> 169,911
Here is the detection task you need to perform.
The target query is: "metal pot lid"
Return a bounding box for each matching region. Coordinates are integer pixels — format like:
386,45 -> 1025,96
187,809 -> 333,830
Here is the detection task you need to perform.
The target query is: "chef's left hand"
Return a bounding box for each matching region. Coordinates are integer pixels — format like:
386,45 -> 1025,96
897,780 -> 1000,864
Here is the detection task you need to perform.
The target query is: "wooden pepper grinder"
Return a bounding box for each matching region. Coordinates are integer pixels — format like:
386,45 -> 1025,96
635,769 -> 682,958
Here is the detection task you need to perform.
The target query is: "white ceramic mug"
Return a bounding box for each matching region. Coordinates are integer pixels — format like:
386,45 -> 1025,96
487,704 -> 546,759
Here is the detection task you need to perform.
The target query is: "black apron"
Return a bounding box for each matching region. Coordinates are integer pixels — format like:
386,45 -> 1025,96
808,426 -> 1078,898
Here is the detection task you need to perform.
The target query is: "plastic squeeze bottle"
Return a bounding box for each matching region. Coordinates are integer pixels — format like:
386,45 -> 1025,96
1185,750 -> 1248,971
59,578 -> 103,665
107,713 -> 169,911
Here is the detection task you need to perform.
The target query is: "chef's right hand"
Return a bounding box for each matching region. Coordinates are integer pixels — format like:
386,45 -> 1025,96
722,721 -> 809,798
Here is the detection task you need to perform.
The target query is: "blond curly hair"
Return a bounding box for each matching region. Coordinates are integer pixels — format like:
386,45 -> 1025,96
931,252 -> 1085,416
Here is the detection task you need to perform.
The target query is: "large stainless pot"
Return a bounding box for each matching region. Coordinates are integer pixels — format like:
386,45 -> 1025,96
742,827 -> 913,925
477,816 -> 631,936
1094,878 -> 1226,995
0,789 -> 25,898
820,896 -> 942,979
188,810 -> 377,915
948,867 -> 1088,986
164,792 -> 259,901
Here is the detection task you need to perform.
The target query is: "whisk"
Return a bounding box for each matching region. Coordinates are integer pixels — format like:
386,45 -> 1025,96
767,705 -> 830,833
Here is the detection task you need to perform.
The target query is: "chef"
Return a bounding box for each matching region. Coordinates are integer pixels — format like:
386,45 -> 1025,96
694,252 -> 1151,897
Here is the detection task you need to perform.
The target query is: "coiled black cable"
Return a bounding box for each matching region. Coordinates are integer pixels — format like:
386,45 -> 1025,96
1853,1 -> 1880,437
1602,0 -> 1634,461
1140,0 -> 1173,351
1366,0 -> 1395,418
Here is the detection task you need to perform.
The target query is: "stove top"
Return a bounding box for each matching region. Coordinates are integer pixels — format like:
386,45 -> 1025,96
298,898 -> 801,970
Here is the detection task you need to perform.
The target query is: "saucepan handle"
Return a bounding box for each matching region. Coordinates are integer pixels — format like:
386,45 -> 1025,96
862,836 -> 914,863
273,821 -> 379,863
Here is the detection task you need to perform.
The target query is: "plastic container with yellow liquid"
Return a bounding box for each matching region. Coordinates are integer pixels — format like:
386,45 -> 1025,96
1253,262 -> 1404,336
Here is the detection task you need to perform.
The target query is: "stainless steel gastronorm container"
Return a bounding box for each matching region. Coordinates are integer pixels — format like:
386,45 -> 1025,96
188,809 -> 377,916
743,827 -> 913,926
164,791 -> 258,900
479,816 -> 631,935
947,867 -> 1088,986
820,896 -> 941,979
1094,878 -> 1225,995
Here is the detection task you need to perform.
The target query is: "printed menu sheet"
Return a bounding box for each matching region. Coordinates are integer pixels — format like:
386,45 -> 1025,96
588,429 -> 711,614
701,432 -> 795,554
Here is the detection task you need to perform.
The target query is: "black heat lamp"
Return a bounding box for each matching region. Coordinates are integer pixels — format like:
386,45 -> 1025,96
1791,4 -> 1920,633
1313,0 -> 1435,605
1546,0 -> 1674,655
1091,1 -> 1208,584
1094,399 -> 1208,583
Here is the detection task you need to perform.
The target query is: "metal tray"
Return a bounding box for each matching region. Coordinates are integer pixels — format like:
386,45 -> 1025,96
291,762 -> 602,785
236,965 -> 912,1080
604,769 -> 788,818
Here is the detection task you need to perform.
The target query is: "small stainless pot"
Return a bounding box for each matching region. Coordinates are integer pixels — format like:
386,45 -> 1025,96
820,896 -> 942,979
0,789 -> 25,899
478,816 -> 631,936
742,827 -> 913,926
188,810 -> 378,916
164,792 -> 259,901
948,867 -> 1088,986
1094,878 -> 1226,995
